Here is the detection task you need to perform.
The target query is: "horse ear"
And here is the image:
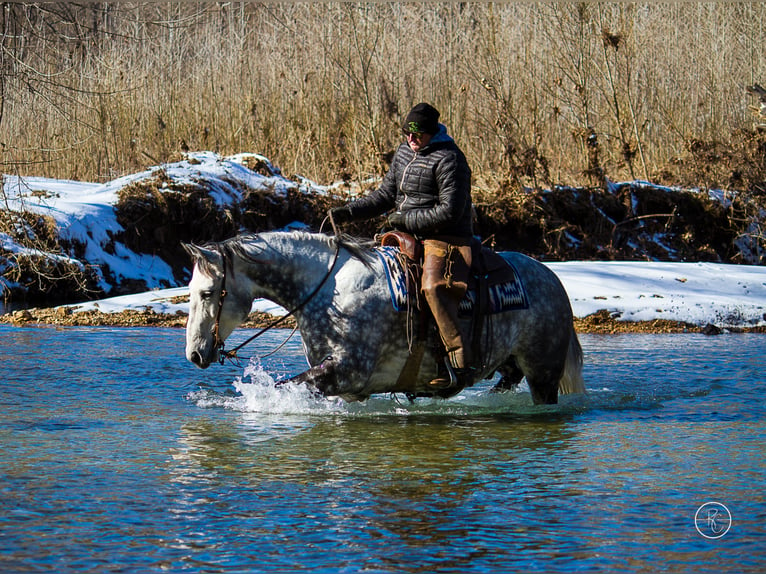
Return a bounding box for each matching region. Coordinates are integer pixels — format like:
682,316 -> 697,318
182,243 -> 220,265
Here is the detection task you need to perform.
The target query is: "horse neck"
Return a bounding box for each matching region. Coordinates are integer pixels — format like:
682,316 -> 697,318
235,233 -> 340,309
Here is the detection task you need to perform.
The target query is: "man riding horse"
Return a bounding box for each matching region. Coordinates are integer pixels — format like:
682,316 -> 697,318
330,102 -> 474,391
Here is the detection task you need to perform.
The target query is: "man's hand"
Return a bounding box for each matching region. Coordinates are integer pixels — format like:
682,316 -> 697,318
329,206 -> 353,224
387,211 -> 405,228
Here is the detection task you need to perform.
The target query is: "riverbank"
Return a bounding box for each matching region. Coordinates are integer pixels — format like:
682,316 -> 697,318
3,257 -> 765,334
2,305 -> 763,335
3,150 -> 765,307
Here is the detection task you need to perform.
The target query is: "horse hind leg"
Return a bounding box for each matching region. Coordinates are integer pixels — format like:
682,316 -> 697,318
491,357 -> 524,393
493,358 -> 560,404
525,373 -> 559,405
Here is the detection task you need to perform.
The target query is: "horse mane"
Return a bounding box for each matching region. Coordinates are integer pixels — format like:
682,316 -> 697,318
334,233 -> 376,266
217,230 -> 375,267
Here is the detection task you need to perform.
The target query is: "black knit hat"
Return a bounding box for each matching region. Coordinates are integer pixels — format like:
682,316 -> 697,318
403,102 -> 440,135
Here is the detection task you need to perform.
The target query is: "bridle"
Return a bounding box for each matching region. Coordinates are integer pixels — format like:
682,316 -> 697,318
212,234 -> 342,365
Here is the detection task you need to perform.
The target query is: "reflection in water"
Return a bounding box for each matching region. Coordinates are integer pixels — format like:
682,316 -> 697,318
0,326 -> 764,573
168,414 -> 582,571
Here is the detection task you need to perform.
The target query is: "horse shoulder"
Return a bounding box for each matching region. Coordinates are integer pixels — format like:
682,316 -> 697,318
334,257 -> 387,301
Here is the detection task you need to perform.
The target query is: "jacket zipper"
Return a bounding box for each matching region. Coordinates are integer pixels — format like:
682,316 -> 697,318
398,152 -> 419,212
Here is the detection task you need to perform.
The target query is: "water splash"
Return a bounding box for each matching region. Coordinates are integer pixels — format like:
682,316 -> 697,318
187,358 -> 348,415
186,358 -> 591,417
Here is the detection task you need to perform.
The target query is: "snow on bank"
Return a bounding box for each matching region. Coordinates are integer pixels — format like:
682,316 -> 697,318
67,260 -> 766,329
69,286 -> 287,318
2,151 -> 766,328
1,152 -> 320,293
547,260 -> 766,327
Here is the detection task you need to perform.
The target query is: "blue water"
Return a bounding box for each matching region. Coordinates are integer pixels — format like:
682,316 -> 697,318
0,324 -> 763,573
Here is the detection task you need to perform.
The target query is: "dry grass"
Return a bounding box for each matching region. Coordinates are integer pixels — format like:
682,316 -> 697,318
1,3 -> 765,188
0,208 -> 100,302
2,3 -> 765,303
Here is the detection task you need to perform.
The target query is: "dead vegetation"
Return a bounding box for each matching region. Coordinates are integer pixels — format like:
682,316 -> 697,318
4,304 -> 763,335
2,4 -> 764,187
1,3 -> 765,306
113,166 -> 345,285
0,210 -> 102,303
474,178 -> 761,262
115,172 -> 240,280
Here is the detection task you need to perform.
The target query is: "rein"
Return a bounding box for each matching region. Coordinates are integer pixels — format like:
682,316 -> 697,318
213,234 -> 342,365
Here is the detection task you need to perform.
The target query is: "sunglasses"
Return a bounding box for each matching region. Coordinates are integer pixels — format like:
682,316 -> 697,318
402,130 -> 425,139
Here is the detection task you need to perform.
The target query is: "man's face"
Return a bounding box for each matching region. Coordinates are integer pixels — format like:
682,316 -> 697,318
406,131 -> 432,152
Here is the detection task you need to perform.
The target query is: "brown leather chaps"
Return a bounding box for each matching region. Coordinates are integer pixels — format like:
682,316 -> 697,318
421,237 -> 473,369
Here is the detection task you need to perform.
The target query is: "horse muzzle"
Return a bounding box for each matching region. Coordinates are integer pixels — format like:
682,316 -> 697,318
187,345 -> 220,369
189,350 -> 210,369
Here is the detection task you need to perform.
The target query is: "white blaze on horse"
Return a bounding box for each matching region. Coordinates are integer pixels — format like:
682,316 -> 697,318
184,231 -> 584,404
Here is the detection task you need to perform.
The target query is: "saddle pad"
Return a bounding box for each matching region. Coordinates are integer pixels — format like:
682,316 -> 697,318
376,246 -> 528,314
376,246 -> 410,312
459,269 -> 529,315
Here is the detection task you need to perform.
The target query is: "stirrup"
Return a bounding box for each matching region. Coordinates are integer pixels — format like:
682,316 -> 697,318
428,358 -> 458,389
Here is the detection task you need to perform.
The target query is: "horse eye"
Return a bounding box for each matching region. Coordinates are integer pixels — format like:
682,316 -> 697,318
200,290 -> 214,300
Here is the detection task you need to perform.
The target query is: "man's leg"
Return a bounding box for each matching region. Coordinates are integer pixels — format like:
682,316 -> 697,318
422,238 -> 473,387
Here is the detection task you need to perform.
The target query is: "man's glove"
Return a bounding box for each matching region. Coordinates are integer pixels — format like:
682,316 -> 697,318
329,206 -> 353,224
387,211 -> 406,228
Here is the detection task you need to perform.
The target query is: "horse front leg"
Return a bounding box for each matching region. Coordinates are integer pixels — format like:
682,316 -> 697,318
275,355 -> 340,396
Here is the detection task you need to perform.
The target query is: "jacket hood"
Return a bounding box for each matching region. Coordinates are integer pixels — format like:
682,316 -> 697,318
426,124 -> 453,146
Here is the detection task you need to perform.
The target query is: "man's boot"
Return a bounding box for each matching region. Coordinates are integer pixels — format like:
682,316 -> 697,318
428,357 -> 476,390
422,238 -> 473,390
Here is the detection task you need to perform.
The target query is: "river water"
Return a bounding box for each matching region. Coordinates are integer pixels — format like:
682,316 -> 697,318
0,324 -> 763,573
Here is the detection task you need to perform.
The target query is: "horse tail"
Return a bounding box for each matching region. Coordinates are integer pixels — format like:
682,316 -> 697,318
559,328 -> 585,395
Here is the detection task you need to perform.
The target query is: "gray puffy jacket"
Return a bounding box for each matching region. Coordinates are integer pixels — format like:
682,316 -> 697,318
348,125 -> 473,238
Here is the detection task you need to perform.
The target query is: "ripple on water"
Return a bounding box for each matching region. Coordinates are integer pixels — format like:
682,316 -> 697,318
2,327 -> 763,574
185,358 -> 596,419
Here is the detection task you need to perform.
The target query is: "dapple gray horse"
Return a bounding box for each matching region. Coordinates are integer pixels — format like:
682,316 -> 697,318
184,231 -> 584,404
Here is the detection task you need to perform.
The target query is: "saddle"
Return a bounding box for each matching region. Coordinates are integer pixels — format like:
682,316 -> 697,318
380,230 -> 422,262
378,230 -> 518,304
377,231 -> 523,388
376,230 -> 525,397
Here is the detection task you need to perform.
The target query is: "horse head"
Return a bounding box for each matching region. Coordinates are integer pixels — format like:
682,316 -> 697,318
183,242 -> 254,368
